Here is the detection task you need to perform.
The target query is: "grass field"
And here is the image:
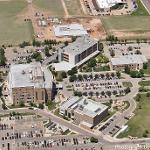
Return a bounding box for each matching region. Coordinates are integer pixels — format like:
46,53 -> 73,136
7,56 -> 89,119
64,0 -> 84,16
118,94 -> 150,138
139,80 -> 150,86
33,0 -> 64,16
101,16 -> 150,39
0,0 -> 34,45
131,0 -> 149,16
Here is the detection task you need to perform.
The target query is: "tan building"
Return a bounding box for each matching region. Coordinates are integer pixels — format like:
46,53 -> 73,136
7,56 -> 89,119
53,36 -> 100,71
110,55 -> 148,71
8,63 -> 53,105
60,97 -> 108,129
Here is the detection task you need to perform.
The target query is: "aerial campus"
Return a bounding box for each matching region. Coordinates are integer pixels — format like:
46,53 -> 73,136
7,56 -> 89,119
1,0 -> 150,150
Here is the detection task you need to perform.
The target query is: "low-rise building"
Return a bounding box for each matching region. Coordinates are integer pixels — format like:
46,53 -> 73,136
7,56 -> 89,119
53,36 -> 100,71
8,63 -> 53,105
53,24 -> 88,37
110,55 -> 148,71
60,96 -> 108,129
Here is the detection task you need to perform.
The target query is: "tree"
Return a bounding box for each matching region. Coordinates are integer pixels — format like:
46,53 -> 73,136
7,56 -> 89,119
68,67 -> 77,76
98,42 -> 104,51
38,103 -> 44,109
83,74 -> 88,80
44,46 -> 51,57
136,94 -> 141,102
125,66 -> 130,74
124,87 -> 131,94
96,92 -> 99,97
19,100 -> 25,107
135,50 -> 142,55
105,73 -> 110,79
101,91 -> 105,96
64,41 -> 68,46
69,75 -> 77,82
32,52 -> 42,62
78,74 -> 83,81
89,91 -> 93,97
74,91 -> 82,97
90,137 -> 98,143
0,48 -> 6,66
128,46 -> 133,51
61,71 -> 67,78
146,92 -> 150,97
71,36 -> 77,42
116,71 -> 121,78
32,39 -> 41,47
110,49 -> 115,57
19,41 -> 30,48
113,90 -> 117,95
143,63 -> 148,69
106,91 -> 111,97
88,58 -> 97,68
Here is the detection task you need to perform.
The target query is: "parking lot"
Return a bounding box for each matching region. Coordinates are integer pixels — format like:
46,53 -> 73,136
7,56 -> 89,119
108,43 -> 150,59
73,72 -> 127,101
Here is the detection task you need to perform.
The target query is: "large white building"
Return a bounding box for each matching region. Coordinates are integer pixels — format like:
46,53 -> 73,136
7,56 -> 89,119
53,24 -> 88,37
8,63 -> 53,105
95,0 -> 123,9
53,36 -> 100,71
60,96 -> 108,129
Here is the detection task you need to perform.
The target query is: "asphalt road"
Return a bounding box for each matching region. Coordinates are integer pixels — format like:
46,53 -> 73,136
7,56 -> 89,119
141,0 -> 150,14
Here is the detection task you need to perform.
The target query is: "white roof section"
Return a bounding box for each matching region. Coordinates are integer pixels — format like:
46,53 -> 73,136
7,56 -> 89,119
53,61 -> 74,72
9,63 -> 53,89
62,36 -> 98,55
96,0 -> 123,8
60,96 -> 80,111
111,55 -> 148,66
75,98 -> 108,117
53,24 -> 88,37
60,96 -> 108,118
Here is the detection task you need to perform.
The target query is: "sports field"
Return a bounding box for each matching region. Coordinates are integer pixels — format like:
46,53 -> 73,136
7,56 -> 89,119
33,0 -> 65,17
0,0 -> 34,45
101,16 -> 150,39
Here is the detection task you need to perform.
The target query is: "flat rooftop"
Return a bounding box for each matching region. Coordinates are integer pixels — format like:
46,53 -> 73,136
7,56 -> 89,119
111,55 -> 148,66
53,23 -> 88,37
96,0 -> 123,8
60,96 -> 108,118
62,36 -> 98,56
9,63 -> 53,89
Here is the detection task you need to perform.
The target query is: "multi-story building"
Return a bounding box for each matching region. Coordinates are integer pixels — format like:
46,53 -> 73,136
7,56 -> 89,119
60,97 -> 108,129
8,63 -> 53,105
110,55 -> 148,71
93,0 -> 124,12
54,36 -> 100,71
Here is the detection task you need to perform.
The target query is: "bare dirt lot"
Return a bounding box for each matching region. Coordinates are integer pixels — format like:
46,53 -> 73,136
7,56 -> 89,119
37,18 -> 106,41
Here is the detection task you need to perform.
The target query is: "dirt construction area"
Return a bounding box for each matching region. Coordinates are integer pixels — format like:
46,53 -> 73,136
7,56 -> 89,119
35,18 -> 106,41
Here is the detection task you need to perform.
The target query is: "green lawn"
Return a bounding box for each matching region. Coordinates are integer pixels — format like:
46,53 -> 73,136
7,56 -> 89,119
122,82 -> 133,88
139,80 -> 150,86
118,94 -> 150,138
101,16 -> 150,39
101,16 -> 150,32
0,0 -> 34,45
33,0 -> 64,17
131,0 -> 149,16
64,0 -> 84,16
